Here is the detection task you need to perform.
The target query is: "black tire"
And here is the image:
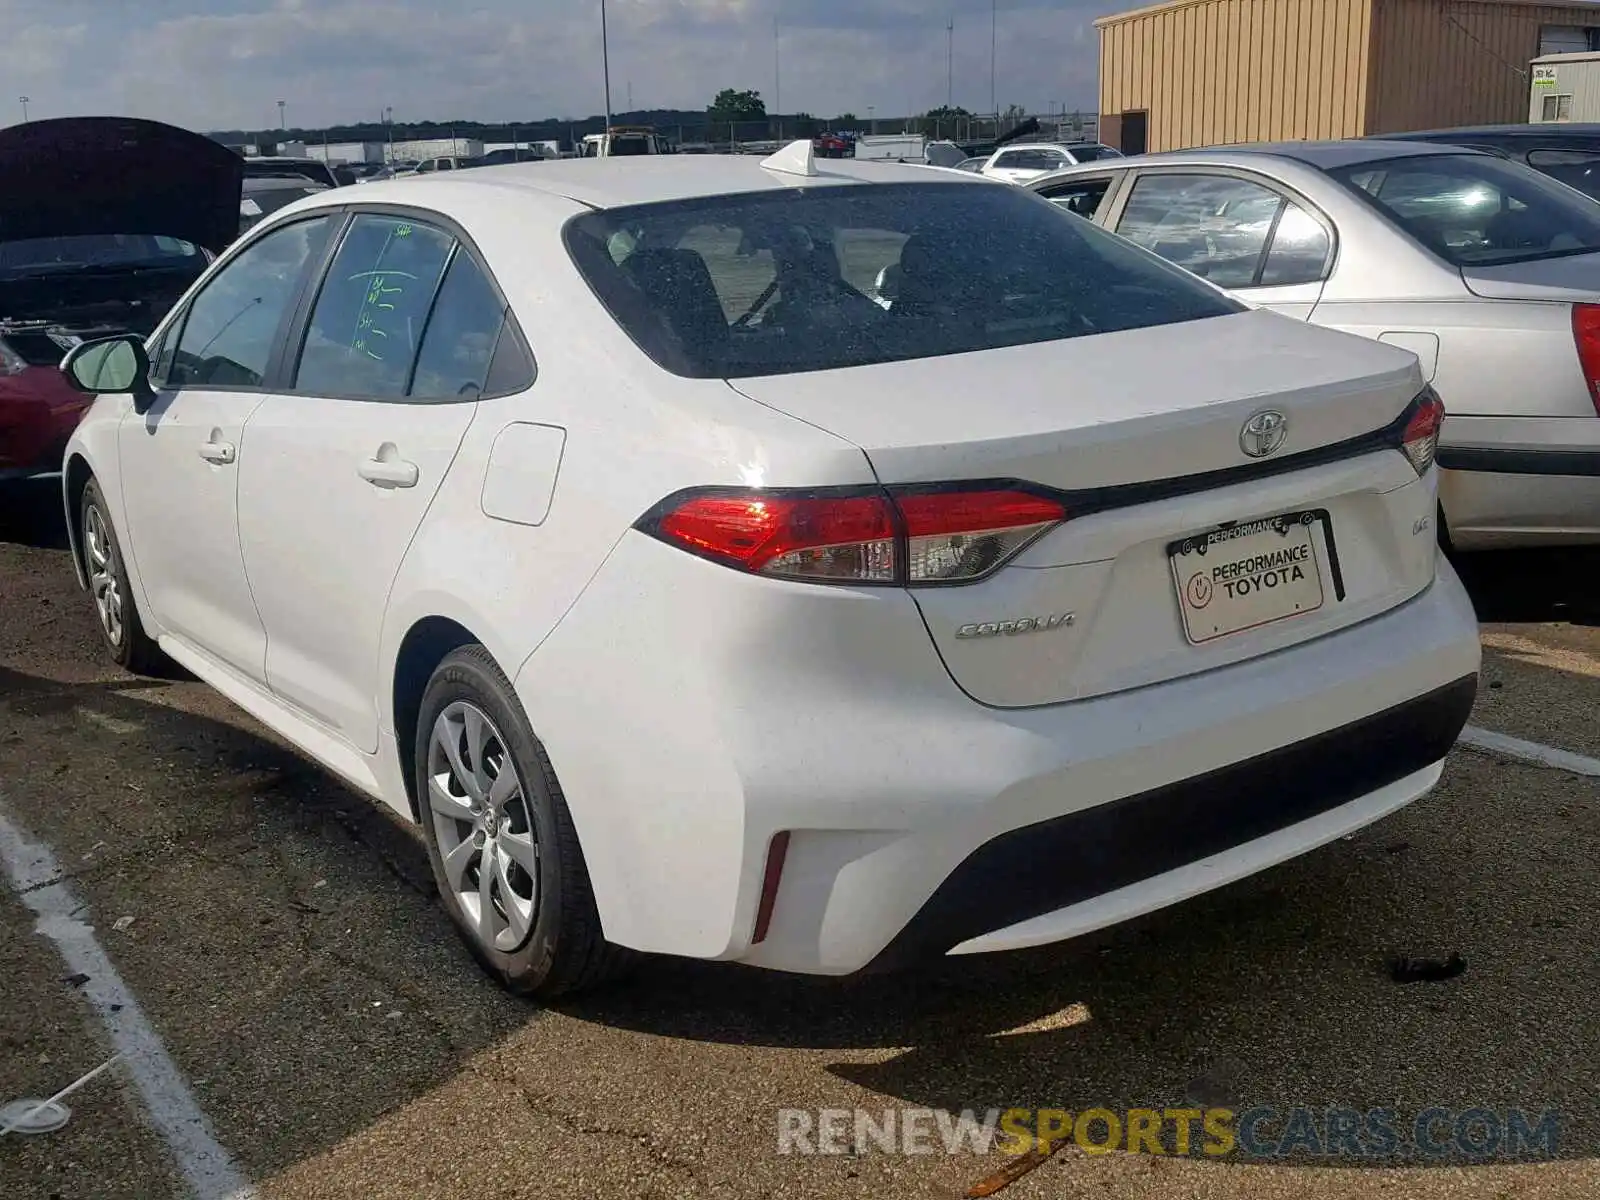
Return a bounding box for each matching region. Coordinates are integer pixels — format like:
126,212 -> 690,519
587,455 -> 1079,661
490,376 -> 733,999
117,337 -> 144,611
80,478 -> 166,675
414,645 -> 634,997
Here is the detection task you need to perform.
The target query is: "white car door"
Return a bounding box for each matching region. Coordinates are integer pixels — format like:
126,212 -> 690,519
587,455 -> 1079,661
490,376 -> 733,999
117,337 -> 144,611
1108,169 -> 1333,319
236,212 -> 525,753
119,215 -> 338,680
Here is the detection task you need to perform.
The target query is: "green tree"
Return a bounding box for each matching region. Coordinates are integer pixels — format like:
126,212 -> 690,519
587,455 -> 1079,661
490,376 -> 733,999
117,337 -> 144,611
834,112 -> 860,128
708,88 -> 767,123
916,104 -> 972,136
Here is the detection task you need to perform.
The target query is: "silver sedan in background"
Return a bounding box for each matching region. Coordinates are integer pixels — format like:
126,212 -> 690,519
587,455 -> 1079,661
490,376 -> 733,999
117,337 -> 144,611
1027,141 -> 1600,550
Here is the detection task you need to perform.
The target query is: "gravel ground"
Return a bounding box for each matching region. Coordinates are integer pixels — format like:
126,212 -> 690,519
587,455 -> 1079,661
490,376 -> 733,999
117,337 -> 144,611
1,475 -> 1597,1199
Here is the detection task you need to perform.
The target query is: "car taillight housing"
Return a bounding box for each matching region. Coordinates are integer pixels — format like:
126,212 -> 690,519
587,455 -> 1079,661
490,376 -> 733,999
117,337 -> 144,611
640,486 -> 1067,586
1573,303 -> 1600,417
1400,386 -> 1445,477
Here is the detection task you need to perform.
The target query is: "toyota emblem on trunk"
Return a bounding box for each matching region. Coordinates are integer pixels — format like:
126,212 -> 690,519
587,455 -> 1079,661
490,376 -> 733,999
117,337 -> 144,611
1239,409 -> 1289,458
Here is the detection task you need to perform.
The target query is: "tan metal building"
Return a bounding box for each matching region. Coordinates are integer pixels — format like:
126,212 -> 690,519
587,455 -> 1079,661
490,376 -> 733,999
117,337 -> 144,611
1097,0 -> 1600,153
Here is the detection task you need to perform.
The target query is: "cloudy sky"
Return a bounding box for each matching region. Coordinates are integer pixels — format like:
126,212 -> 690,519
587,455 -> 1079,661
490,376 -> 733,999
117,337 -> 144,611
0,0 -> 1104,133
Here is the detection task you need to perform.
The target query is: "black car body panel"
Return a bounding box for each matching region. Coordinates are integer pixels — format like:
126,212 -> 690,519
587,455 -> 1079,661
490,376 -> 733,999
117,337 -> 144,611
1376,124 -> 1600,200
0,117 -> 244,253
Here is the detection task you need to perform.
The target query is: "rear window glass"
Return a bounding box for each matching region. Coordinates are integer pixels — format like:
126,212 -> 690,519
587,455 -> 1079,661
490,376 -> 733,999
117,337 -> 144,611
0,234 -> 201,277
1329,152 -> 1600,266
562,181 -> 1242,379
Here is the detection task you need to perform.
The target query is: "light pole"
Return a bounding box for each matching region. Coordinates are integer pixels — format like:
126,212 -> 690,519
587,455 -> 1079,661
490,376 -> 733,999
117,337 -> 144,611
277,99 -> 286,130
868,105 -> 876,135
19,96 -> 29,122
774,17 -> 781,141
946,20 -> 954,110
600,0 -> 613,134
384,107 -> 394,163
990,0 -> 997,130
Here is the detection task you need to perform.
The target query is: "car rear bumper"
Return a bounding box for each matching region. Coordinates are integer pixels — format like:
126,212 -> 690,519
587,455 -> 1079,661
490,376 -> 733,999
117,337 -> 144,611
518,534 -> 1481,975
1438,415 -> 1600,548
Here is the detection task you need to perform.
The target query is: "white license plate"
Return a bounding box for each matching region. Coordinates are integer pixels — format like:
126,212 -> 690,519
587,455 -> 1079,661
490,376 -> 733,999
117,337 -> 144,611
1169,511 -> 1328,645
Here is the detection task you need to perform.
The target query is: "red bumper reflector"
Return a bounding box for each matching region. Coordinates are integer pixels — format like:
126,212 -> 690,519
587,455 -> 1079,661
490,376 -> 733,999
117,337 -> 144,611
752,831 -> 791,945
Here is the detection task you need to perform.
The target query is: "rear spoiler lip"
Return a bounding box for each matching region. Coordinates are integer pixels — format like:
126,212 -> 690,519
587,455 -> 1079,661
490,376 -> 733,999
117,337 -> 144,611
882,386 -> 1433,520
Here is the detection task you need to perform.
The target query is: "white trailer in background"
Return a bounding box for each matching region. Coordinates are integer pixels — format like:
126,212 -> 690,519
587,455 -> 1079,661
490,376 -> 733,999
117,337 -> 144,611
852,133 -> 927,162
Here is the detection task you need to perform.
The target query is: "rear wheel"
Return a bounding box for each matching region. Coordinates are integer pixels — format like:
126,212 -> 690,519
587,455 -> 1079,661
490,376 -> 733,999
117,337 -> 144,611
81,479 -> 165,674
414,645 -> 634,997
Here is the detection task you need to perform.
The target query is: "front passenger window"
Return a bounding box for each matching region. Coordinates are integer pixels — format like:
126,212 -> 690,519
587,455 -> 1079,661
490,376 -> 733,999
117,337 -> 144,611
168,216 -> 334,388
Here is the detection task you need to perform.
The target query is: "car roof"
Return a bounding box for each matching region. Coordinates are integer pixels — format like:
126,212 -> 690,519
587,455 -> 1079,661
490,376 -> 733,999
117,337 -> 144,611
1032,139 -> 1492,176
1380,123 -> 1600,141
290,152 -> 983,212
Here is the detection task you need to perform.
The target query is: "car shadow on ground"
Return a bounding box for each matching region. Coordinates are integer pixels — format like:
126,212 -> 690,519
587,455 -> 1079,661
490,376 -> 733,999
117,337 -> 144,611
0,476 -> 70,551
1451,546 -> 1600,626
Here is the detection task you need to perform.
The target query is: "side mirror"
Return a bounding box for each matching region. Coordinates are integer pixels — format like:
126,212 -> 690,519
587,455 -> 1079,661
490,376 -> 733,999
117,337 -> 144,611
61,335 -> 152,407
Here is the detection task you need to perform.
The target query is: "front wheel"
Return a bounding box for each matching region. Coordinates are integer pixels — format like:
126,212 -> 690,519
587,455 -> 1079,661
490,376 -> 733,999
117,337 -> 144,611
80,478 -> 165,674
414,645 -> 634,997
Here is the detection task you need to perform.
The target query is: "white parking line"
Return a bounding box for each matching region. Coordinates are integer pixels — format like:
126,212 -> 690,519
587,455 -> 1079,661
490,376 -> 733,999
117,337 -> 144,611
1459,725 -> 1600,779
0,800 -> 254,1200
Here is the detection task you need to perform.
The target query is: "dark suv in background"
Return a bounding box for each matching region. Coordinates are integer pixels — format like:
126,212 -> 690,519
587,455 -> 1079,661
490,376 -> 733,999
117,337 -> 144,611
1378,124 -> 1600,200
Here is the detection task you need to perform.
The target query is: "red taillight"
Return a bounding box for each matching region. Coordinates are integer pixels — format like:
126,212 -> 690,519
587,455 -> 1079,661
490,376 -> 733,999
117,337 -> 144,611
643,486 -> 1067,586
1573,303 -> 1600,417
897,490 -> 1067,582
751,831 -> 790,945
656,493 -> 897,581
1401,387 -> 1446,477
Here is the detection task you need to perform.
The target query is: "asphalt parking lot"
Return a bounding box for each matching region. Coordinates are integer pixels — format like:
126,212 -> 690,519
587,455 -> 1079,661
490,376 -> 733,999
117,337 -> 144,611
1,476 -> 1597,1200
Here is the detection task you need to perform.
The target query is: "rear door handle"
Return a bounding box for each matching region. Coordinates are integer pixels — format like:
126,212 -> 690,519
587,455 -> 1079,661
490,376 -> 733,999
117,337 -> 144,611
357,457 -> 419,489
198,439 -> 236,464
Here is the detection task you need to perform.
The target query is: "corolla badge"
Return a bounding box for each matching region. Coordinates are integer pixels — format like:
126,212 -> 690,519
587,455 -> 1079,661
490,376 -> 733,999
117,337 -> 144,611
955,613 -> 1075,639
1239,409 -> 1289,459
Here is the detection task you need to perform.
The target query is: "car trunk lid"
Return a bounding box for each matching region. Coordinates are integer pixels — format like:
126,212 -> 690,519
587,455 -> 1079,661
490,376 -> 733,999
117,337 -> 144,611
1461,251 -> 1600,303
727,310 -> 1421,491
728,309 -> 1434,707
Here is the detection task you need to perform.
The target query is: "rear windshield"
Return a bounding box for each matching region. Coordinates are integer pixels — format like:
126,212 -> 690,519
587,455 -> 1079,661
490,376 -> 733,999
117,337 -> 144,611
563,181 -> 1242,378
1067,145 -> 1118,162
1329,152 -> 1600,266
0,235 -> 202,278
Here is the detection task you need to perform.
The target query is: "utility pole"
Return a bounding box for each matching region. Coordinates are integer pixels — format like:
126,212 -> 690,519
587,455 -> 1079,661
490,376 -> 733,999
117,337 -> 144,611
600,0 -> 613,133
947,19 -> 954,110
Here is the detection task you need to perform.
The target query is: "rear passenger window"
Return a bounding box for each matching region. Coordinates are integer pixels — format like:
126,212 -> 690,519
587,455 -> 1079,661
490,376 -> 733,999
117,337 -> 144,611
1117,173 -> 1330,289
1258,201 -> 1332,287
294,215 -> 453,398
410,250 -> 518,399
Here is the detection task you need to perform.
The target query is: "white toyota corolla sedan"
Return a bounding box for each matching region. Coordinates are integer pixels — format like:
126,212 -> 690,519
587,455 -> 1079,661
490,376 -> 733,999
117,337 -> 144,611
57,142 -> 1480,996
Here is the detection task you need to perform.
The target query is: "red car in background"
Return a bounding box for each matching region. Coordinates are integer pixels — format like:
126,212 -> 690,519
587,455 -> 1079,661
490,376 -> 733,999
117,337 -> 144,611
0,117 -> 242,480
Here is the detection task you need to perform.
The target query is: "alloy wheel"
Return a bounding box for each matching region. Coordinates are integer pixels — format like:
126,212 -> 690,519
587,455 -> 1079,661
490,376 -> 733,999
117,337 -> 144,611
83,503 -> 124,648
426,700 -> 540,952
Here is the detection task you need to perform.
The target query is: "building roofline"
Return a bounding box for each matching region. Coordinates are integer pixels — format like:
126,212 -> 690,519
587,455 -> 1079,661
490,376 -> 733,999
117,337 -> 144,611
1098,0 -> 1600,30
